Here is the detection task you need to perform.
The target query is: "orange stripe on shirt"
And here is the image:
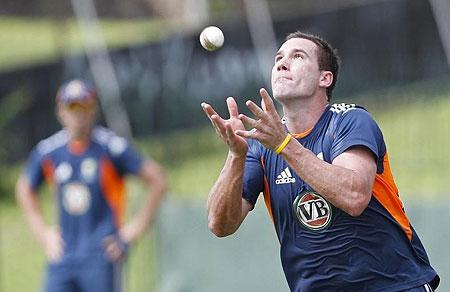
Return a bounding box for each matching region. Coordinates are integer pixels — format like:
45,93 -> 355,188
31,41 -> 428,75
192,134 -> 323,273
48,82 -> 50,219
372,152 -> 412,241
41,158 -> 55,185
292,127 -> 314,139
69,140 -> 89,155
100,158 -> 126,227
260,157 -> 274,224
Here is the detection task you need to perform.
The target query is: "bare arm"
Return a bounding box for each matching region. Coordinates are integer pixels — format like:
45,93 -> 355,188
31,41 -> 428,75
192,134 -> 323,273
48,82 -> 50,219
104,160 -> 167,262
237,88 -> 376,216
206,153 -> 253,237
15,175 -> 64,262
280,144 -> 376,216
120,160 -> 168,243
201,97 -> 253,237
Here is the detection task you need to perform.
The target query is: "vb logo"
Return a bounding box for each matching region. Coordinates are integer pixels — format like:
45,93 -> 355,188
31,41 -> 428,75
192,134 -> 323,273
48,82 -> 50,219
293,191 -> 332,230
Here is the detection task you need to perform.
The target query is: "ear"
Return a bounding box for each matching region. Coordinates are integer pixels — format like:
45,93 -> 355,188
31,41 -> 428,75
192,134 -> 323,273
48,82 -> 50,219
56,106 -> 65,124
319,71 -> 333,89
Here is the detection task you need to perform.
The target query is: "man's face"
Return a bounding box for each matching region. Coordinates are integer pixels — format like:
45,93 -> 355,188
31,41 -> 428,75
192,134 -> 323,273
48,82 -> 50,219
58,102 -> 96,138
271,37 -> 322,101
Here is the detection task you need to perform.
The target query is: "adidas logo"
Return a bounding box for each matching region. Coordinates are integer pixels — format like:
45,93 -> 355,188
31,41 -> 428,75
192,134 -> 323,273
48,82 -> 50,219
275,167 -> 296,184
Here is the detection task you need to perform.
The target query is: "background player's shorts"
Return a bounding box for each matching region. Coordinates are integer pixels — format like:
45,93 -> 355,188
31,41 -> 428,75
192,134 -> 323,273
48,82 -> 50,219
43,254 -> 122,292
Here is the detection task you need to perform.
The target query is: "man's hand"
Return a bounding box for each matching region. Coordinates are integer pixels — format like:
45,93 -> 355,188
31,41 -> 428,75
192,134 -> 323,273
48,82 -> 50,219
103,234 -> 129,263
236,88 -> 287,150
42,226 -> 64,263
201,97 -> 248,158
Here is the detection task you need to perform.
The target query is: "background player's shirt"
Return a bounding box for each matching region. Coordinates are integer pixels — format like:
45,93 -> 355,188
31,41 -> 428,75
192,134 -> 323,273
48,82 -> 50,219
243,104 -> 439,291
25,126 -> 144,262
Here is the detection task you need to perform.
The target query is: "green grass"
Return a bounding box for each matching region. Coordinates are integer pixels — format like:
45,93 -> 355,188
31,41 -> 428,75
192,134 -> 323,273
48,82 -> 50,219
0,16 -> 168,71
0,197 -> 50,290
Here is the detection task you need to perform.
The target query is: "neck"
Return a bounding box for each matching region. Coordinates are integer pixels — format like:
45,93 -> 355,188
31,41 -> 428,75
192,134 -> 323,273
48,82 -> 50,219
279,95 -> 329,134
67,128 -> 92,143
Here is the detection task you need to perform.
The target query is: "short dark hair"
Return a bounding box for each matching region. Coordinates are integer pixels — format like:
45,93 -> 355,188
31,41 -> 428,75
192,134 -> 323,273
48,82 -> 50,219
286,31 -> 340,100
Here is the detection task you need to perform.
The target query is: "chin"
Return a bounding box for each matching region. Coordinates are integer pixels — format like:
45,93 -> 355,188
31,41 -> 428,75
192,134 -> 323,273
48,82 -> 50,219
273,91 -> 295,102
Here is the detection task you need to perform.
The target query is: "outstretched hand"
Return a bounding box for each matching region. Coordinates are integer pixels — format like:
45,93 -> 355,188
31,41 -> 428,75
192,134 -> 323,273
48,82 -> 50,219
236,88 -> 287,151
201,97 -> 248,158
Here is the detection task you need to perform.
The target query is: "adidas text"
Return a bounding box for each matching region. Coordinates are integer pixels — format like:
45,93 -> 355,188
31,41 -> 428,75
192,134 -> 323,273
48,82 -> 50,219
276,167 -> 296,184
275,177 -> 296,184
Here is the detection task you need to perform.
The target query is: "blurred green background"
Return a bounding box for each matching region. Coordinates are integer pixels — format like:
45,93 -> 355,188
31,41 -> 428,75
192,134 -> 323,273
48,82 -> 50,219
1,0 -> 449,291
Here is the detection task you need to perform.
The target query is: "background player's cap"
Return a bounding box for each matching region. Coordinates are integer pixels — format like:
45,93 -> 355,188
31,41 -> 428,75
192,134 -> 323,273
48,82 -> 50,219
56,79 -> 96,105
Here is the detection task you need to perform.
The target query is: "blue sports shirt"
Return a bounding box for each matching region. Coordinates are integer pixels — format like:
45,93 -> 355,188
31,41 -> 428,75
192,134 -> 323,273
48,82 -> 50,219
242,103 -> 439,291
25,126 -> 144,262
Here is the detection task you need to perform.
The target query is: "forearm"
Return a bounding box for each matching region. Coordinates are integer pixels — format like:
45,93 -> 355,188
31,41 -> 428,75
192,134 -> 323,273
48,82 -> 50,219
15,178 -> 49,246
121,183 -> 166,243
280,140 -> 372,216
120,162 -> 168,243
207,152 -> 246,237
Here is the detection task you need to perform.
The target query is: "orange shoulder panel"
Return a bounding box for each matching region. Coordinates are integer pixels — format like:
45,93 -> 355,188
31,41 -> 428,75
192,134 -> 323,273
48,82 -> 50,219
372,153 -> 412,241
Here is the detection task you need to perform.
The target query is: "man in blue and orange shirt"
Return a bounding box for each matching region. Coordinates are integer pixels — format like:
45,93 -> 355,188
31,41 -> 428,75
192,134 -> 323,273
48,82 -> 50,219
16,79 -> 167,292
202,31 -> 439,291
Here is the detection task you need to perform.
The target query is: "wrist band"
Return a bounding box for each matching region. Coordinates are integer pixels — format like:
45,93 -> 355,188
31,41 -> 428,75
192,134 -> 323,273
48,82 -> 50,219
275,133 -> 292,154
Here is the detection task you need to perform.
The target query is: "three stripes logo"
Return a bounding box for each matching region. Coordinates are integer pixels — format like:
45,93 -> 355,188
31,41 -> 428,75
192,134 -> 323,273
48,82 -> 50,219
275,167 -> 296,184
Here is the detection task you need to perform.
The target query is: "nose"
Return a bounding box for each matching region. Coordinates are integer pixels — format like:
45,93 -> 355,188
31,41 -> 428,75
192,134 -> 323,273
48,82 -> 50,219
276,58 -> 289,71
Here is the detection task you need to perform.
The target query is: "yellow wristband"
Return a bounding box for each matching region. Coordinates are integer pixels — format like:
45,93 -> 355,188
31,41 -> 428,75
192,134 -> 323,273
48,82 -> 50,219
275,133 -> 292,154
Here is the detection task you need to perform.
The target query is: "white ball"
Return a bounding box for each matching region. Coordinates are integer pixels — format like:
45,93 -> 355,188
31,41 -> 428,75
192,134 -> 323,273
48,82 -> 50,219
199,26 -> 224,51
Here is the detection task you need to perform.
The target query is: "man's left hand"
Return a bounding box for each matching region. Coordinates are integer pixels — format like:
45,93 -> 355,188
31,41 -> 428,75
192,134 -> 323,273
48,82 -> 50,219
236,88 -> 287,150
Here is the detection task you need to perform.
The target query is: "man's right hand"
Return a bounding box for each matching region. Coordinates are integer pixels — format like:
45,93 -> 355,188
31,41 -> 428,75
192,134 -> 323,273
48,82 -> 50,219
201,97 -> 248,158
42,226 -> 64,263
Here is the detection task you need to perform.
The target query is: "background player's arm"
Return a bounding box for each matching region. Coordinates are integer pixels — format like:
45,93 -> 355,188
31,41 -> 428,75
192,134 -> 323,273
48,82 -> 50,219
120,160 -> 168,243
15,175 -> 64,262
105,159 -> 167,262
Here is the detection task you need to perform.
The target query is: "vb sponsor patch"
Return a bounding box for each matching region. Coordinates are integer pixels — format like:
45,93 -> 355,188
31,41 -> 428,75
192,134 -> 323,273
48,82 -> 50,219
293,191 -> 333,230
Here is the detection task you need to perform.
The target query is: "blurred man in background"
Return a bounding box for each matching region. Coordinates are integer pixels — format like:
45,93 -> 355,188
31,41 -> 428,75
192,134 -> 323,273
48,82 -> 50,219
16,79 -> 167,292
202,31 -> 439,291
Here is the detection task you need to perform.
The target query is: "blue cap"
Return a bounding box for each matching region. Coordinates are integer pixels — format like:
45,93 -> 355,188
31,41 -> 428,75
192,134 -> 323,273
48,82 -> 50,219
56,79 -> 96,105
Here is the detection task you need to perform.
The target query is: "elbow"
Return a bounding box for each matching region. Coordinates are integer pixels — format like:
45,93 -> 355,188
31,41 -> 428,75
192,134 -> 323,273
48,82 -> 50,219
158,179 -> 169,197
347,206 -> 365,217
208,216 -> 237,238
346,191 -> 371,217
152,171 -> 169,198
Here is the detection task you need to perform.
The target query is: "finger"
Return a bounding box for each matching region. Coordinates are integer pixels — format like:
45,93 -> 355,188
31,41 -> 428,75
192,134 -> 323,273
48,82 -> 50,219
105,242 -> 121,261
48,245 -> 62,262
224,123 -> 236,141
239,114 -> 258,128
55,234 -> 65,248
235,129 -> 255,139
259,88 -> 276,113
201,102 -> 223,121
245,100 -> 266,119
226,97 -> 239,118
103,235 -> 114,245
107,248 -> 120,261
105,242 -> 115,254
210,115 -> 228,136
